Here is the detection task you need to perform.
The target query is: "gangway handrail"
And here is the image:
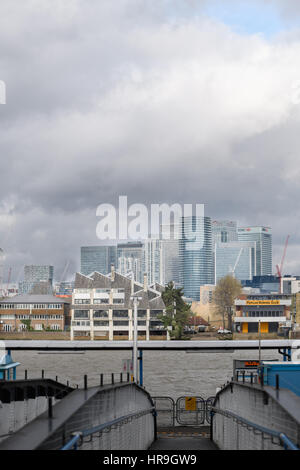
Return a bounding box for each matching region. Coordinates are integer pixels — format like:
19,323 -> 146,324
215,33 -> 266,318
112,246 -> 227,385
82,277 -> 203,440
61,406 -> 156,450
211,406 -> 299,450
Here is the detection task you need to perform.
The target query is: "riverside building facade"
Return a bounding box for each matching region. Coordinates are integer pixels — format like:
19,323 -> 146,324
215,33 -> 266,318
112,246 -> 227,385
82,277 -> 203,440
234,293 -> 291,334
0,294 -> 70,332
70,266 -> 166,341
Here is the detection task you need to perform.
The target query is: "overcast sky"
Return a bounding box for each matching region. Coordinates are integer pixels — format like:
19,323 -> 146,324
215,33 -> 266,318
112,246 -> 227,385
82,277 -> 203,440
1,0 -> 300,282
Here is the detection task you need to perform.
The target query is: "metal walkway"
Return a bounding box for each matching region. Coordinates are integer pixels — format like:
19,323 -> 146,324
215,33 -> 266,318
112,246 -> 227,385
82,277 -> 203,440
150,430 -> 218,450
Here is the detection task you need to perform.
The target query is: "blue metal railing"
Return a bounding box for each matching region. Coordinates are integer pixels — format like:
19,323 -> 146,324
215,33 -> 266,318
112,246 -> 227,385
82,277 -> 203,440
211,406 -> 299,450
61,407 -> 156,450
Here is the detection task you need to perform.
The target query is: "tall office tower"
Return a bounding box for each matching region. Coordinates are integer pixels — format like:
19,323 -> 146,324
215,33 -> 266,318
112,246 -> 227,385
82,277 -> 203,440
144,239 -> 163,285
179,216 -> 214,301
19,265 -> 54,294
117,242 -> 144,283
212,220 -> 238,246
24,265 -> 54,283
238,226 -> 272,276
80,246 -> 117,276
159,223 -> 181,285
215,241 -> 256,283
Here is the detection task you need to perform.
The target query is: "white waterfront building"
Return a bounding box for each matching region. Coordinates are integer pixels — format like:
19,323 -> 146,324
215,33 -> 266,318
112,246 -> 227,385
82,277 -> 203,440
71,266 -> 166,341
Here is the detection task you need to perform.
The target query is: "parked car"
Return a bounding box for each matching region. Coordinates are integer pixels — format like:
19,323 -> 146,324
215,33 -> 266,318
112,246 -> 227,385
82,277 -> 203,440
198,325 -> 207,333
217,328 -> 232,335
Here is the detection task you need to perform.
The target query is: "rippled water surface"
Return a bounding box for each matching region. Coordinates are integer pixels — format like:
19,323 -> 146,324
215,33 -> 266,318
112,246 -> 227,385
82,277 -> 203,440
13,349 -> 280,400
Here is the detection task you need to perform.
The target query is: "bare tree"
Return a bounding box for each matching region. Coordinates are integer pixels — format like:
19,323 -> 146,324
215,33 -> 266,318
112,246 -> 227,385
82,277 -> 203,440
213,275 -> 242,331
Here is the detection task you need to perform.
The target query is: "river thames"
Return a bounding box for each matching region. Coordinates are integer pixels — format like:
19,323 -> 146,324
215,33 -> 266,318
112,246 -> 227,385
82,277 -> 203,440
12,348 -> 280,400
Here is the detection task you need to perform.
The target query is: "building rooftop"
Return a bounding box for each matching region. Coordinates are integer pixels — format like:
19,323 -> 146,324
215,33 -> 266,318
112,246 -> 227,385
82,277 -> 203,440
74,269 -> 165,310
0,294 -> 69,304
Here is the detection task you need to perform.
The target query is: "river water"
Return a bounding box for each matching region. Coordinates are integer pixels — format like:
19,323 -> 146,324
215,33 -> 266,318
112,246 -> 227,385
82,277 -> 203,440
12,349 -> 280,400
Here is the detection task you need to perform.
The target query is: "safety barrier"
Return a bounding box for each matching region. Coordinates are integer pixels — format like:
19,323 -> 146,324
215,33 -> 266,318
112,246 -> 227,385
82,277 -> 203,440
153,396 -> 215,427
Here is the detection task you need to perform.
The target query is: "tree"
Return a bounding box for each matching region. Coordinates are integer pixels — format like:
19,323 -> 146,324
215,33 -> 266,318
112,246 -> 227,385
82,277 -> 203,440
21,319 -> 33,331
159,282 -> 193,339
213,275 -> 242,331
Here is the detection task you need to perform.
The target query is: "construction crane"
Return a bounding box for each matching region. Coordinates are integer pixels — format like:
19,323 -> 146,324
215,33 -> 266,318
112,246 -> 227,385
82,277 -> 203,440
229,248 -> 243,277
276,235 -> 290,294
60,260 -> 70,284
5,267 -> 12,297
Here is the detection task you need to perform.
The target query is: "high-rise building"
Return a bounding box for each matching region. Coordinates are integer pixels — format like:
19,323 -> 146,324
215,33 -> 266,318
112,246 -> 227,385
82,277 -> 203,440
19,265 -> 54,294
117,242 -> 144,283
160,223 -> 181,285
80,246 -> 116,276
238,226 -> 272,276
215,241 -> 256,283
212,220 -> 238,246
24,265 -> 54,283
179,216 -> 214,300
144,239 -> 163,285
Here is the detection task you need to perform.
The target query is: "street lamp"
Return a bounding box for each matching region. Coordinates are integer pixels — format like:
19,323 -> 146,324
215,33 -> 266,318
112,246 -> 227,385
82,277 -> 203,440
131,295 -> 142,383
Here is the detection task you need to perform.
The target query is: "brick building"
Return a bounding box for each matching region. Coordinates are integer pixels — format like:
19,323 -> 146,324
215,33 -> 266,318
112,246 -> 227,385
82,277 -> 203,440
0,295 -> 70,332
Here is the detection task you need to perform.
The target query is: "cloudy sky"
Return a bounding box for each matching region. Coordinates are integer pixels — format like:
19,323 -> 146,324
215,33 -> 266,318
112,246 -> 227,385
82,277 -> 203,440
1,0 -> 300,282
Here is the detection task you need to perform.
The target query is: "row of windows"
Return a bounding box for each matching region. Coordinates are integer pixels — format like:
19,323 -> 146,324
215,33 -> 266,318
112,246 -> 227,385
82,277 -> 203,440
75,288 -> 125,294
2,324 -> 61,331
16,315 -> 63,320
74,299 -> 124,305
73,310 -> 163,321
242,311 -> 284,318
0,304 -> 62,310
72,319 -> 161,326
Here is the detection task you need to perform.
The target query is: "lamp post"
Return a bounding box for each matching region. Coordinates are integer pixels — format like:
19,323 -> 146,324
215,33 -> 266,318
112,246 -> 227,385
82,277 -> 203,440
131,296 -> 142,383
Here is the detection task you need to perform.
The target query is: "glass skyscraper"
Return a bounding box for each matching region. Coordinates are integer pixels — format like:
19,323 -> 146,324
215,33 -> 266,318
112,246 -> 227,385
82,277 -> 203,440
179,216 -> 214,300
237,226 -> 272,276
19,265 -> 54,294
212,220 -> 238,246
143,239 -> 163,285
117,242 -> 144,283
80,246 -> 116,276
215,241 -> 256,283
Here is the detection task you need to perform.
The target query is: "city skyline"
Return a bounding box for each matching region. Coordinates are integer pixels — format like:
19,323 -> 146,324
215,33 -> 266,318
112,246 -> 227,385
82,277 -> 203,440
1,1 -> 300,281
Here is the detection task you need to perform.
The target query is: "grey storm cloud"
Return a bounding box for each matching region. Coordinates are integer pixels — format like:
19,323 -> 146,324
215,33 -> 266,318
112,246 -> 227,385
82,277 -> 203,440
0,0 -> 300,280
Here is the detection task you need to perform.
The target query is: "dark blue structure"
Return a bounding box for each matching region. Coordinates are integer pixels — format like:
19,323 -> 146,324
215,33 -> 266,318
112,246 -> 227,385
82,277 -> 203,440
242,275 -> 279,293
262,362 -> 300,397
0,349 -> 20,380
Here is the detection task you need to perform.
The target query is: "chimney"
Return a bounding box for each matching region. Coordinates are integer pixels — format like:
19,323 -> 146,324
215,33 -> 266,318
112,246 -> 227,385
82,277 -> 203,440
143,273 -> 148,292
111,264 -> 115,282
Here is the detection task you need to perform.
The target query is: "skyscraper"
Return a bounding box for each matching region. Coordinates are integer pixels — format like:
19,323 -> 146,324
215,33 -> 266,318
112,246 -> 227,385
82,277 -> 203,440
117,242 -> 144,283
144,239 -> 163,285
19,265 -> 54,294
212,220 -> 238,246
215,241 -> 256,283
160,223 -> 180,285
237,226 -> 272,276
179,216 -> 214,300
80,246 -> 116,276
